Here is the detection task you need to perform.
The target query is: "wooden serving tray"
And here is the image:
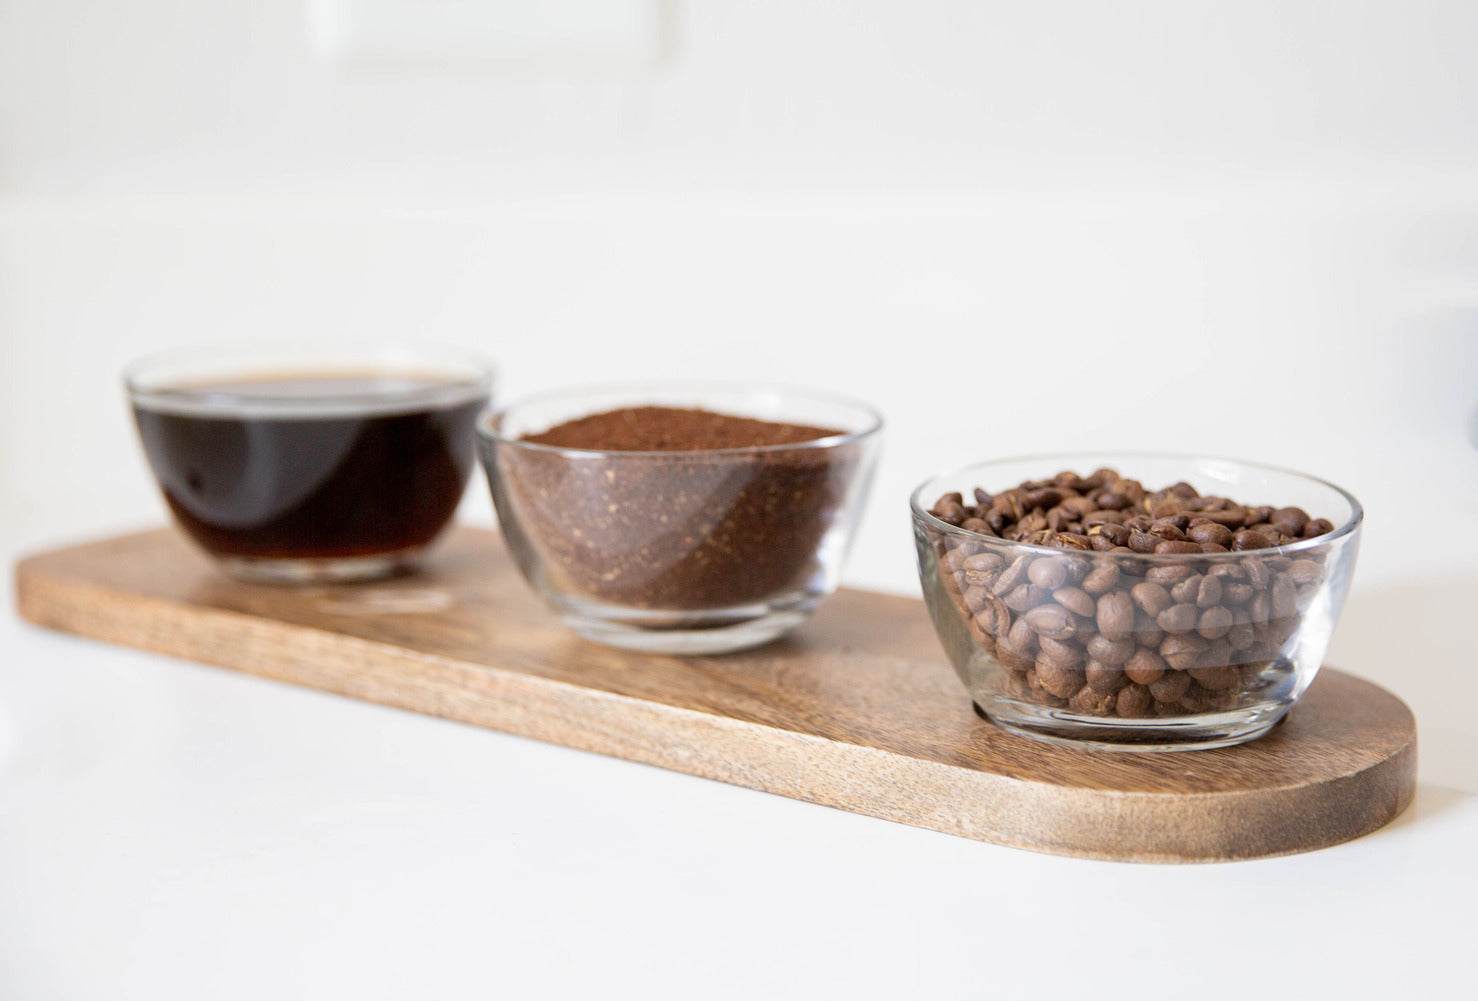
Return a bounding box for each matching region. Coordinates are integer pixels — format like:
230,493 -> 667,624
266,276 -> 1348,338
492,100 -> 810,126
14,528 -> 1416,863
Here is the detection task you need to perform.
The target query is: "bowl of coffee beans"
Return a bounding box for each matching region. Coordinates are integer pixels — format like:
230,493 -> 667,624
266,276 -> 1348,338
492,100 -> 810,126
479,383 -> 883,654
911,454 -> 1362,750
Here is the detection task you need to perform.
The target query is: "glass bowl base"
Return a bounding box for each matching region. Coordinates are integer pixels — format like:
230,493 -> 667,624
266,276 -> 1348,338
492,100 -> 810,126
565,609 -> 810,655
973,697 -> 1294,752
215,547 -> 424,584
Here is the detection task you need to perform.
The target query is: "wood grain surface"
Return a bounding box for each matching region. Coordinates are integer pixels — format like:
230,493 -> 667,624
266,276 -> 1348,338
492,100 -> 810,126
14,527 -> 1417,862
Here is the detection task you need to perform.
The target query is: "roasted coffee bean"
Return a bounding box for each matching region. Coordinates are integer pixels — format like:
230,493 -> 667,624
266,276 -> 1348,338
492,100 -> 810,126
1124,648 -> 1166,685
1053,586 -> 1097,618
1070,684 -> 1118,716
1197,507 -> 1247,529
974,594 -> 1011,638
1130,581 -> 1172,616
1161,634 -> 1209,670
1244,559 -> 1273,589
1117,683 -> 1153,717
1086,633 -> 1137,665
973,487 -> 993,508
1007,616 -> 1040,657
1170,575 -> 1202,604
1128,531 -> 1160,554
1233,529 -> 1272,551
1145,564 -> 1195,585
1036,657 -> 1084,699
1157,603 -> 1200,634
1154,540 -> 1204,555
1186,522 -> 1234,547
1270,577 -> 1298,618
1149,522 -> 1186,542
1189,664 -> 1239,691
1196,574 -> 1223,608
1025,487 -> 1063,510
1018,510 -> 1048,535
1027,558 -> 1068,589
1134,612 -> 1164,648
1248,591 -> 1272,623
996,634 -> 1036,672
991,556 -> 1030,596
1287,559 -> 1323,586
1084,659 -> 1126,693
934,502 -> 967,526
1197,606 -> 1234,639
1024,603 -> 1079,640
1096,591 -> 1136,641
1200,637 -> 1233,669
1039,635 -> 1085,669
1004,583 -> 1050,613
1270,506 -> 1309,536
1148,671 -> 1192,702
962,551 -> 1005,578
1049,532 -> 1091,550
1303,517 -> 1335,538
1179,686 -> 1211,713
964,585 -> 993,613
1089,522 -> 1132,546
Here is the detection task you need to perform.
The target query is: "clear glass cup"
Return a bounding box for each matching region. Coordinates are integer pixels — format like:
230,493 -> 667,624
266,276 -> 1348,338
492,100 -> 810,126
479,382 -> 883,654
910,454 -> 1362,750
126,341 -> 493,583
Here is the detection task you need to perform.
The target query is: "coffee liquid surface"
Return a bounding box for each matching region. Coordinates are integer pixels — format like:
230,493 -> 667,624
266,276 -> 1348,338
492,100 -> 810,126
134,373 -> 485,560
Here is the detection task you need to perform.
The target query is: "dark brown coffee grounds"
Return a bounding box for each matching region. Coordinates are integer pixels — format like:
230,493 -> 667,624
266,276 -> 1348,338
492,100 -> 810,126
497,406 -> 859,611
522,406 -> 842,452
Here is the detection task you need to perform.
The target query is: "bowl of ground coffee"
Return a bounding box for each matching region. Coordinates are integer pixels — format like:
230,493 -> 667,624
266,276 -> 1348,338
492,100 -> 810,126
479,383 -> 883,653
911,454 -> 1362,750
127,341 -> 492,583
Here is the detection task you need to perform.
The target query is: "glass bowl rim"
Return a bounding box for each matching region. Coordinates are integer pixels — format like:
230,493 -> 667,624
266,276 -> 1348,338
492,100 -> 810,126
477,380 -> 885,458
909,451 -> 1363,561
124,339 -> 494,414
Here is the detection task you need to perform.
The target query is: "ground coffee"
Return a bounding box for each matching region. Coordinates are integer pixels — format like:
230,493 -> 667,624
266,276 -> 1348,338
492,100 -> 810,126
501,406 -> 857,612
522,406 -> 840,452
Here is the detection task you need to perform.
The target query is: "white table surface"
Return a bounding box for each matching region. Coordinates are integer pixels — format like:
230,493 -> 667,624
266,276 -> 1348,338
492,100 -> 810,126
3,537 -> 1475,1001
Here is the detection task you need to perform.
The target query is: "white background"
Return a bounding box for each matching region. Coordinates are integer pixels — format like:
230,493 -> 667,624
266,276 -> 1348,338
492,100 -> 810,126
2,2 -> 1477,998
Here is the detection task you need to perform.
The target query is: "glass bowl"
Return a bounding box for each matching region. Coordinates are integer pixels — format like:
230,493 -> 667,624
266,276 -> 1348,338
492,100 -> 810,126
126,341 -> 493,583
910,454 -> 1362,750
478,382 -> 883,654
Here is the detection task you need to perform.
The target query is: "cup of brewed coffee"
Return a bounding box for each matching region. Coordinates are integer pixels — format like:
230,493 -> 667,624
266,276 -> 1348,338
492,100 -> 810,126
125,342 -> 493,583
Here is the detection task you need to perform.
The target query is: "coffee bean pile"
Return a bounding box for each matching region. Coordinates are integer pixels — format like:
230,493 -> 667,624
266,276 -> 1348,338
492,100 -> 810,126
926,469 -> 1338,719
